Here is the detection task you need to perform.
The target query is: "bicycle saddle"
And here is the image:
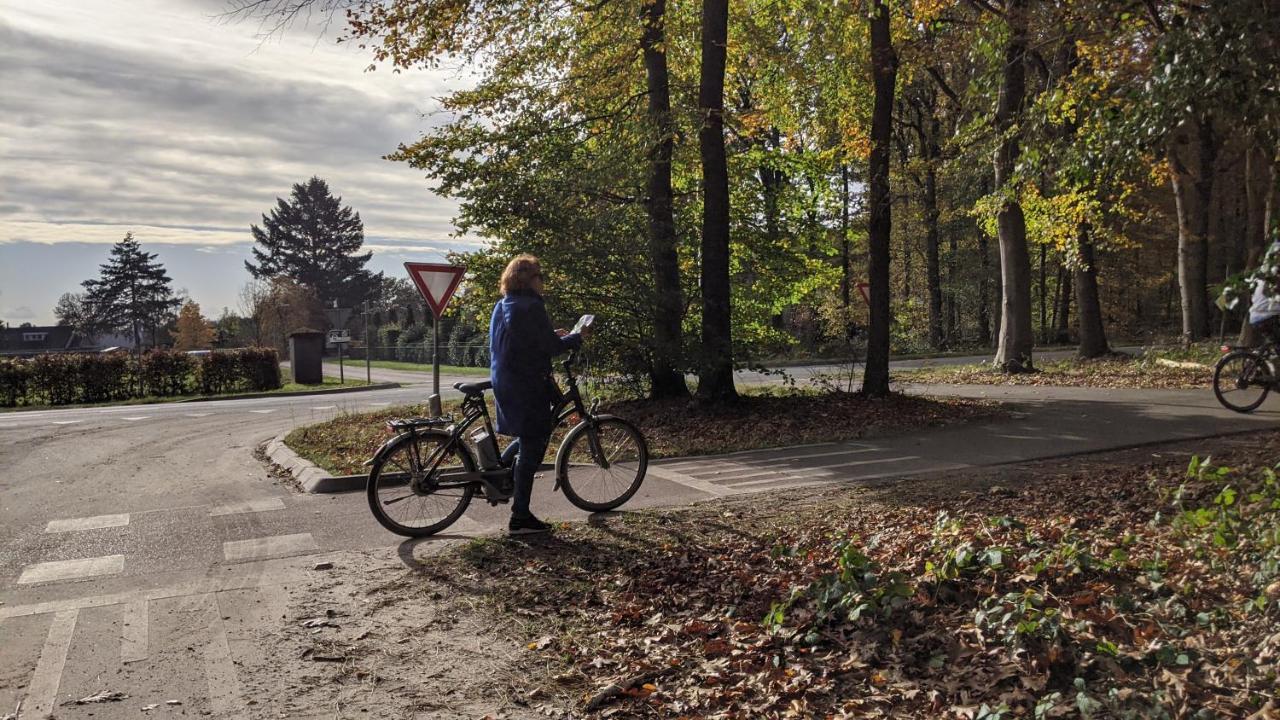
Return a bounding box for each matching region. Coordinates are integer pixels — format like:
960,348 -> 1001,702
453,380 -> 492,395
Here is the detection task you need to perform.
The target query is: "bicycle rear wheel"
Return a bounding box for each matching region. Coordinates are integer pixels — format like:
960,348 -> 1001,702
367,430 -> 476,537
555,415 -> 648,512
1213,350 -> 1272,413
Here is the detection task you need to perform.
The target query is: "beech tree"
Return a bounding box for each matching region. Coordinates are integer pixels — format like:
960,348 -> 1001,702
173,300 -> 215,351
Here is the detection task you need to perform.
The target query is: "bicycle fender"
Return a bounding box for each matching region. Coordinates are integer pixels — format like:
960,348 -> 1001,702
365,432 -> 413,469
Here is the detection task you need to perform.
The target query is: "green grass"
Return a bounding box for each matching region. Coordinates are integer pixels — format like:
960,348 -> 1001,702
334,358 -> 489,376
278,376 -> 373,392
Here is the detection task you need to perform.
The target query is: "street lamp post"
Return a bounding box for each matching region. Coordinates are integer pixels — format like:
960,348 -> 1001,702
362,301 -> 371,385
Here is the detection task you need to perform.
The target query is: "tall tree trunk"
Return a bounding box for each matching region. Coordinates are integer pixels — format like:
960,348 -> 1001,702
922,108 -> 944,350
1054,264 -> 1072,343
946,227 -> 958,344
1038,243 -> 1047,343
978,229 -> 992,347
992,0 -> 1034,372
640,0 -> 689,399
696,0 -> 736,402
862,0 -> 896,396
841,164 -> 851,308
1168,116 -> 1215,343
1240,143 -> 1273,345
1074,223 -> 1110,358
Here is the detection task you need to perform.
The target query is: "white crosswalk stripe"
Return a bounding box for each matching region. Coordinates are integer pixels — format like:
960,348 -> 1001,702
18,555 -> 126,584
44,513 -> 130,533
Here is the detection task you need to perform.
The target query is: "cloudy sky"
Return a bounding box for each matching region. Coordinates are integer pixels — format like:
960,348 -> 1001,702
0,0 -> 475,325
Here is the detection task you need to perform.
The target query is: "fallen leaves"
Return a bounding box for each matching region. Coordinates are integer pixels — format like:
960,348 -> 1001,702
416,430 -> 1280,718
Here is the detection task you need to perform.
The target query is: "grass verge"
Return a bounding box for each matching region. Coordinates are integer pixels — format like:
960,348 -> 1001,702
334,358 -> 489,376
284,390 -> 1001,476
366,431 -> 1280,718
895,345 -> 1223,390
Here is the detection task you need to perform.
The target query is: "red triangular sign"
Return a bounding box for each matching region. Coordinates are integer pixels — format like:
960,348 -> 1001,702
404,262 -> 466,319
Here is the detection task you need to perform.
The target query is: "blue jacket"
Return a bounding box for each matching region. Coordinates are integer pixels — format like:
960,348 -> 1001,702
489,290 -> 582,437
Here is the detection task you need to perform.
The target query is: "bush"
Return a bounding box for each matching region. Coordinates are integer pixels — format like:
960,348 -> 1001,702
0,347 -> 281,407
0,358 -> 31,406
197,351 -> 240,395
237,347 -> 281,391
140,349 -> 195,397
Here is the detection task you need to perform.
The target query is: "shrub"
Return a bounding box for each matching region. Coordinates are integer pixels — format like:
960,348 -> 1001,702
0,358 -> 31,407
80,352 -> 132,403
197,351 -> 241,395
30,353 -> 79,405
237,347 -> 281,391
140,349 -> 195,397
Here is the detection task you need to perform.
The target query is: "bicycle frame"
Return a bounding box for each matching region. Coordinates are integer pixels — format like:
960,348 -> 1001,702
377,351 -> 600,495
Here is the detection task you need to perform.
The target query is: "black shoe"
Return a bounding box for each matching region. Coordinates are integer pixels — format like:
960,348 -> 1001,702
508,514 -> 552,535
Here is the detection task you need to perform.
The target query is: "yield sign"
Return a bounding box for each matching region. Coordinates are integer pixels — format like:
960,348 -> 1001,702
404,262 -> 466,319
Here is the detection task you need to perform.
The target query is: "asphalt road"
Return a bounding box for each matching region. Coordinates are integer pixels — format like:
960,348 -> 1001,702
0,365 -> 1274,717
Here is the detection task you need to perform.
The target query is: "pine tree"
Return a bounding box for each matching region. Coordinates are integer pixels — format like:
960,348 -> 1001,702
245,177 -> 381,308
82,233 -> 180,349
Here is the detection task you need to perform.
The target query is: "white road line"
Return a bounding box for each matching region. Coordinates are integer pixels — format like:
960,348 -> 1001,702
311,405 -> 336,410
121,416 -> 151,421
367,402 -> 391,407
44,513 -> 130,533
222,533 -> 318,562
121,599 -> 148,663
817,455 -> 919,471
206,594 -> 249,720
990,434 -> 1039,441
18,555 -> 125,585
249,409 -> 276,414
25,609 -> 78,718
646,464 -> 729,497
209,497 -> 286,517
185,412 -> 211,418
50,420 -> 82,425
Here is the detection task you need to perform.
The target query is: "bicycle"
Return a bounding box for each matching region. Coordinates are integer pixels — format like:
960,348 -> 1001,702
1212,339 -> 1280,413
365,349 -> 649,537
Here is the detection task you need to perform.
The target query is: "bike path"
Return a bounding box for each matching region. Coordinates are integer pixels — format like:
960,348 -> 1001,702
0,383 -> 1275,717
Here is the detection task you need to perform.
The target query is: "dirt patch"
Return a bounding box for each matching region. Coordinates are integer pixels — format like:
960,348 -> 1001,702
285,392 -> 1002,476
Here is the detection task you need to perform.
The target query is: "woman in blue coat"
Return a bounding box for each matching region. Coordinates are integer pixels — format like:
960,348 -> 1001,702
490,254 -> 586,534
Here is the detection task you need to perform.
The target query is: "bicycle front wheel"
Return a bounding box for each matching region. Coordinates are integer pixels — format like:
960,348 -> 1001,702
367,430 -> 476,537
555,415 -> 648,512
1213,350 -> 1272,413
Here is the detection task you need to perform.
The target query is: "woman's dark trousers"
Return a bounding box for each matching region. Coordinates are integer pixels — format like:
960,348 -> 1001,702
500,434 -> 552,518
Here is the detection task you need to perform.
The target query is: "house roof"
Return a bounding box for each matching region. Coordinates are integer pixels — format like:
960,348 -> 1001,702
0,325 -> 80,354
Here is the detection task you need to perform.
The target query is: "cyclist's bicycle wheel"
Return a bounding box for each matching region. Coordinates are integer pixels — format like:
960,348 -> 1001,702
555,415 -> 648,512
367,429 -> 476,537
1213,350 -> 1272,413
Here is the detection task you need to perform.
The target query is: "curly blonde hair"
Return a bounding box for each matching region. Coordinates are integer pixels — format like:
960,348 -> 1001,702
499,254 -> 542,295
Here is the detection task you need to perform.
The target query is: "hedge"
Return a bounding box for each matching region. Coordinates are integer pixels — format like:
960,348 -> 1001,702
0,347 -> 281,407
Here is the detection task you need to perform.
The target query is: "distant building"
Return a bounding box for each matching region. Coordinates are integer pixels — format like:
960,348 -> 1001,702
0,326 -> 137,357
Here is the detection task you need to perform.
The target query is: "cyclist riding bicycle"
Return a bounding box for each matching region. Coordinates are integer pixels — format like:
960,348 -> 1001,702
489,254 -> 590,535
1247,238 -> 1280,346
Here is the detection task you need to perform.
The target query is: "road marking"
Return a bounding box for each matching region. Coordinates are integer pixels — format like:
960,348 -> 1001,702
25,609 -> 78,717
223,533 -> 318,562
18,555 -> 125,585
44,513 -> 130,533
646,464 -> 729,497
50,420 -> 82,425
818,455 -> 919,471
249,409 -> 276,414
210,497 -> 286,517
121,416 -> 151,421
367,402 -> 391,407
185,412 -> 211,418
311,405 -> 336,410
990,434 -> 1039,441
121,599 -> 148,663
0,565 -> 311,621
206,594 -> 249,720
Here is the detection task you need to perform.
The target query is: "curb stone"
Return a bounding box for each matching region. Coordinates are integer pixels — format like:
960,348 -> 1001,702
266,433 -> 365,493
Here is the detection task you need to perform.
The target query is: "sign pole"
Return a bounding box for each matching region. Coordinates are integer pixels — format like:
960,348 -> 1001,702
338,340 -> 344,384
432,311 -> 440,397
363,301 -> 371,385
